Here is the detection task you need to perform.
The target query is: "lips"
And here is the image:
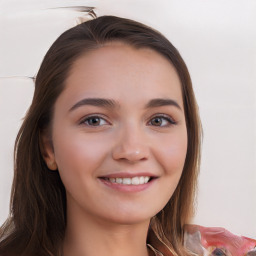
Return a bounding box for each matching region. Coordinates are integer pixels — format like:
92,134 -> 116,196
98,173 -> 158,191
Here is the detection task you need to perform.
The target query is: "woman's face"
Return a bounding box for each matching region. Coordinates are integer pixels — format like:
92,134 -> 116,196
44,42 -> 187,225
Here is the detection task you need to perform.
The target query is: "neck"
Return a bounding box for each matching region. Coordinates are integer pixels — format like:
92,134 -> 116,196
63,202 -> 152,256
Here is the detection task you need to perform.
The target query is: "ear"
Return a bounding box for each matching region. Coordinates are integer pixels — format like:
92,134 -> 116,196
40,130 -> 58,171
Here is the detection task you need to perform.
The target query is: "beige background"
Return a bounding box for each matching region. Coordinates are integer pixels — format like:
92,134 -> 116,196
0,0 -> 255,238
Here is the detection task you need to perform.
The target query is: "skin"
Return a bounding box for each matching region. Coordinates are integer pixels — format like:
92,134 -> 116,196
43,42 -> 188,256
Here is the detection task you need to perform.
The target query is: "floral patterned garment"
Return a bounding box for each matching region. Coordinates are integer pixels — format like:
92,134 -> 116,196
184,224 -> 256,256
147,224 -> 256,256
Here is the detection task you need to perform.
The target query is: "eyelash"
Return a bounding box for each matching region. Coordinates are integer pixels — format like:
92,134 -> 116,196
149,114 -> 177,127
79,115 -> 109,127
79,114 -> 177,127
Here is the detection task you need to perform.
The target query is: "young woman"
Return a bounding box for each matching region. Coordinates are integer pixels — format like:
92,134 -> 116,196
0,14 -> 213,256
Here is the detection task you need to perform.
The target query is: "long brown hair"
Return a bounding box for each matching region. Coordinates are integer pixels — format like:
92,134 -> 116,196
0,15 -> 201,256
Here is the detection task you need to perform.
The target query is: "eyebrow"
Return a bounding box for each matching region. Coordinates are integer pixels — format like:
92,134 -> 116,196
69,97 -> 182,112
145,98 -> 182,110
69,98 -> 119,112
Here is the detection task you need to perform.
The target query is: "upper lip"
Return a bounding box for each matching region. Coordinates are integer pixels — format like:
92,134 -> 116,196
98,172 -> 158,179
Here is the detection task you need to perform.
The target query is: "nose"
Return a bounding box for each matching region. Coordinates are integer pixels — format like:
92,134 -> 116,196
111,127 -> 149,163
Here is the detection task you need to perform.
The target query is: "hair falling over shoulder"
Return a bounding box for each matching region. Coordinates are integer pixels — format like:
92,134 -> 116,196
0,14 -> 202,256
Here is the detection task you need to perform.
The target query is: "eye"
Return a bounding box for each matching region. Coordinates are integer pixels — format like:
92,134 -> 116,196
149,115 -> 176,127
80,115 -> 109,127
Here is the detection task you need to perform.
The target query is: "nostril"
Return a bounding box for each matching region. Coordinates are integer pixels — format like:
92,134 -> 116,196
112,146 -> 149,162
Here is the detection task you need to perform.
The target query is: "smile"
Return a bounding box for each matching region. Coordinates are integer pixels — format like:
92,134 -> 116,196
98,173 -> 158,192
103,176 -> 150,185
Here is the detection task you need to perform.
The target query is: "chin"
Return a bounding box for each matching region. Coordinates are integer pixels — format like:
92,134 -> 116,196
97,207 -> 159,226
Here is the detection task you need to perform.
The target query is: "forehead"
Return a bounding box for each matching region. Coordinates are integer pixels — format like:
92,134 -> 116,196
62,41 -> 183,106
69,41 -> 177,79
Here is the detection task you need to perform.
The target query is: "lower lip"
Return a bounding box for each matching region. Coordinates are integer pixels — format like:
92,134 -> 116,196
98,178 -> 156,192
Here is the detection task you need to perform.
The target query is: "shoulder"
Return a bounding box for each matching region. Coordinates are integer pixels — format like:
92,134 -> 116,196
184,224 -> 256,255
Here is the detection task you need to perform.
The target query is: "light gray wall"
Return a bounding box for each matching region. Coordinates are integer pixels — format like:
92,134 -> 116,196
0,0 -> 255,238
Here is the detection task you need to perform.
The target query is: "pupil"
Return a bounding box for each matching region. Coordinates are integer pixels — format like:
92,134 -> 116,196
152,118 -> 162,126
89,117 -> 100,125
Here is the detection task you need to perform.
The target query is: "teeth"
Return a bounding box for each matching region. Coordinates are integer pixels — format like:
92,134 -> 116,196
123,178 -> 131,185
116,178 -> 122,184
109,178 -> 116,183
139,176 -> 144,184
106,176 -> 151,185
132,177 -> 140,185
144,176 -> 150,183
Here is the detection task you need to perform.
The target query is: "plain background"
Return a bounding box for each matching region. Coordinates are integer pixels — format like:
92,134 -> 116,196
0,0 -> 255,238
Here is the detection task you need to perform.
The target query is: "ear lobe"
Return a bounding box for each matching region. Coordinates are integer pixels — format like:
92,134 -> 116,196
40,131 -> 58,171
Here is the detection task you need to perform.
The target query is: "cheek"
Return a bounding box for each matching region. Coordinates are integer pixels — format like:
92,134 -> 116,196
52,130 -> 111,179
147,131 -> 187,212
52,132 -> 113,202
154,129 -> 188,174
